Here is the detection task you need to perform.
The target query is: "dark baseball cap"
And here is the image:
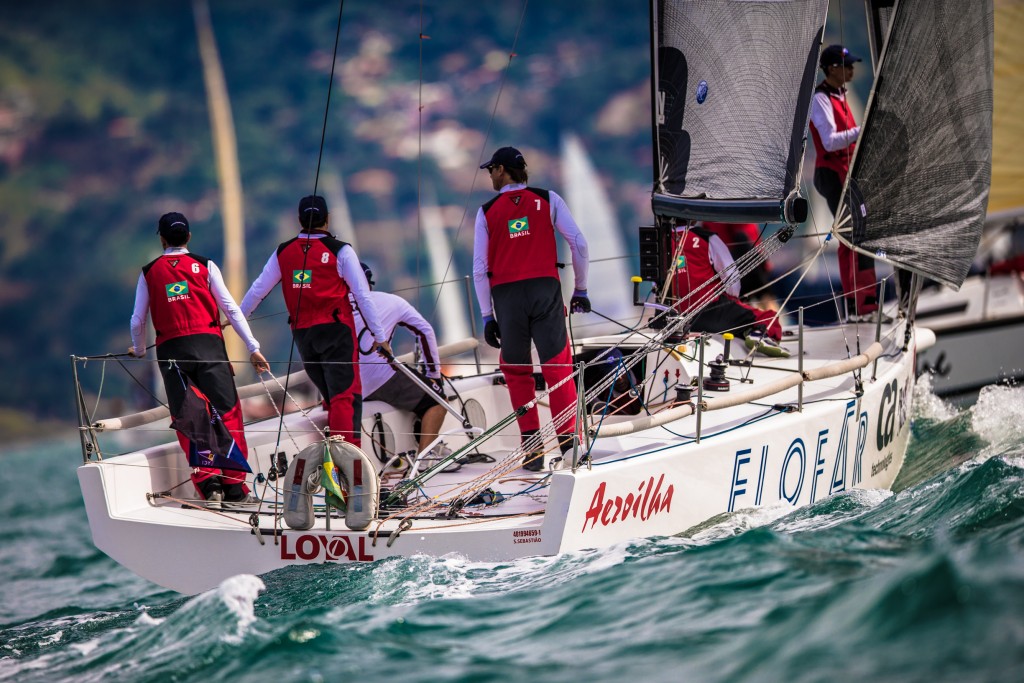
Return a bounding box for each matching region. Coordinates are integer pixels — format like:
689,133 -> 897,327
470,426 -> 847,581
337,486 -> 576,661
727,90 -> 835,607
298,195 -> 329,228
480,146 -> 526,170
820,44 -> 862,69
157,212 -> 190,240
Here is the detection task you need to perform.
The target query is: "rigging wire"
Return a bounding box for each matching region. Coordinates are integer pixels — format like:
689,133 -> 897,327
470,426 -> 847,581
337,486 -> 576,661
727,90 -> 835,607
424,0 -> 531,327
271,0 -> 347,458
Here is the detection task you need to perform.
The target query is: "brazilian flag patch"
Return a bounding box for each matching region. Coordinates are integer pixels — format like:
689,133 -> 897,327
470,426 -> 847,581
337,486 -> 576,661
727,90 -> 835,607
165,281 -> 189,298
676,255 -> 686,269
508,217 -> 529,235
292,269 -> 312,285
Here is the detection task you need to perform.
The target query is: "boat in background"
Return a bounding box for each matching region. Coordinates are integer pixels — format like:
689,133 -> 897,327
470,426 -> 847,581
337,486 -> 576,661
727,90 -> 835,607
73,0 -> 991,595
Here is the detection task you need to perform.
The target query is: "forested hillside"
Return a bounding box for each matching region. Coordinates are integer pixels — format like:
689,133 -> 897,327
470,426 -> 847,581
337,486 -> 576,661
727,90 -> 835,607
0,1 -> 867,438
0,0 -> 654,436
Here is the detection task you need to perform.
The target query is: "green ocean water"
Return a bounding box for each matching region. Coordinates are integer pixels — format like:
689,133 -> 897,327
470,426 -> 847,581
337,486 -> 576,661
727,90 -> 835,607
2,380 -> 1023,683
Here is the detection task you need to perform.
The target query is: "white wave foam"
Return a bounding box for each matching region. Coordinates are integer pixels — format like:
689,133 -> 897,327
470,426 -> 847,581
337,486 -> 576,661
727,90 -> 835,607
364,543 -> 633,608
687,501 -> 795,544
69,639 -> 101,657
971,384 -> 1024,459
134,611 -> 163,627
216,574 -> 265,639
912,373 -> 958,421
774,488 -> 892,534
37,631 -> 62,647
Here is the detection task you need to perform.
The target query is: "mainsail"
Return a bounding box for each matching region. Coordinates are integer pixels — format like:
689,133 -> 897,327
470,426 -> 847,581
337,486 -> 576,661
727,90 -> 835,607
837,0 -> 994,289
651,0 -> 827,223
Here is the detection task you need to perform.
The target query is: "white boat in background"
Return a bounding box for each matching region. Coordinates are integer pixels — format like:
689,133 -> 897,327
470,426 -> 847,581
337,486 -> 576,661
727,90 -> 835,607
911,0 -> 1024,397
74,0 -> 993,595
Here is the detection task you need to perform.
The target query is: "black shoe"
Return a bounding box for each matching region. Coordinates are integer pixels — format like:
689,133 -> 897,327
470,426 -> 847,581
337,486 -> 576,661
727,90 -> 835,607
223,482 -> 248,503
197,477 -> 223,501
522,453 -> 545,472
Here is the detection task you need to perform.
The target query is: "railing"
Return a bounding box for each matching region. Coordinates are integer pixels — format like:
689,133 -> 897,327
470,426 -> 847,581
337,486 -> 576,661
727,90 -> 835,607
86,338 -> 480,432
590,341 -> 885,440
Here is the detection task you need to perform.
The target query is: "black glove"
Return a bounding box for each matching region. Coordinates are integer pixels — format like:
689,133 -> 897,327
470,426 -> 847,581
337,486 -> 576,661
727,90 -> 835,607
483,316 -> 501,349
570,290 -> 591,314
426,376 -> 446,398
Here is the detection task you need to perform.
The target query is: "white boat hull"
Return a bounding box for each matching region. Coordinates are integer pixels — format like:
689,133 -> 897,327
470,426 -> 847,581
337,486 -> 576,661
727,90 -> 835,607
915,273 -> 1024,395
78,324 -> 920,595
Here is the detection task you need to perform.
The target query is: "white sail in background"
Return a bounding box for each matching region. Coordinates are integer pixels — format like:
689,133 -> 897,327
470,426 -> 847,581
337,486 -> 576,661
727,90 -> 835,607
420,182 -> 471,344
560,133 -> 633,332
321,168 -> 357,249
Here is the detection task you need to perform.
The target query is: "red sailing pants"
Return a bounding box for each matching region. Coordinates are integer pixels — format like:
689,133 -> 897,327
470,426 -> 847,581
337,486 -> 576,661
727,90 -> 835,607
492,278 -> 577,438
157,334 -> 251,496
815,167 -> 879,315
293,321 -> 363,447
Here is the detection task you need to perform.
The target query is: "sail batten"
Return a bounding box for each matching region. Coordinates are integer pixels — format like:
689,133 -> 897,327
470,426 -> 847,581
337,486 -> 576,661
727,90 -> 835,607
838,0 -> 994,289
652,0 -> 827,223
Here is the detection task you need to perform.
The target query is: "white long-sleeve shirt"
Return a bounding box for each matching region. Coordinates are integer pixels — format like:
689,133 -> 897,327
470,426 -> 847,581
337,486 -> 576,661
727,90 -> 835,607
352,291 -> 440,397
673,227 -> 741,298
809,88 -> 860,152
240,234 -> 386,342
130,247 -> 261,357
472,184 -> 589,318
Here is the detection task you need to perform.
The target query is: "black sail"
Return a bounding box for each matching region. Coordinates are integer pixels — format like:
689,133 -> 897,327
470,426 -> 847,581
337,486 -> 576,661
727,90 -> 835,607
652,0 -> 827,224
837,0 -> 994,289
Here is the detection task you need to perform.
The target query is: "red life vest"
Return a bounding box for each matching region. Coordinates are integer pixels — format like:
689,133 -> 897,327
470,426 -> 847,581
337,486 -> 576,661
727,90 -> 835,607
702,221 -> 770,271
672,226 -> 719,308
143,253 -> 223,345
810,82 -> 857,179
483,187 -> 560,287
276,235 -> 355,329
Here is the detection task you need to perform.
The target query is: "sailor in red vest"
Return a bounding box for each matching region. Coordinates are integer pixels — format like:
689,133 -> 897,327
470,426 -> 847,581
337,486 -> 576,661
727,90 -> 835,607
241,195 -> 390,447
474,146 -> 590,471
700,221 -> 774,306
810,44 -> 885,322
672,222 -> 789,358
129,212 -> 270,506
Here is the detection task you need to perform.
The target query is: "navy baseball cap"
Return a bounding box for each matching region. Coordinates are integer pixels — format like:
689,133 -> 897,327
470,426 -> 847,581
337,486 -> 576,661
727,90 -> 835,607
480,146 -> 526,170
820,44 -> 862,69
298,195 -> 328,228
157,212 -> 190,240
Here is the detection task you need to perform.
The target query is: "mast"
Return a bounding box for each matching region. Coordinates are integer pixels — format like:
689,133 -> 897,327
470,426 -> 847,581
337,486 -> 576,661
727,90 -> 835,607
193,0 -> 246,366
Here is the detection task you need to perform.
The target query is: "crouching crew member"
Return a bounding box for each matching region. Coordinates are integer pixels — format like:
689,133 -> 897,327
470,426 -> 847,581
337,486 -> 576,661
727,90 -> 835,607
672,223 -> 789,358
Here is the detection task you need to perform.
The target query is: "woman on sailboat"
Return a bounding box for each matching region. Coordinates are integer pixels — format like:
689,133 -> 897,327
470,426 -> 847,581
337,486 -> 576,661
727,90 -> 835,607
809,44 -> 885,323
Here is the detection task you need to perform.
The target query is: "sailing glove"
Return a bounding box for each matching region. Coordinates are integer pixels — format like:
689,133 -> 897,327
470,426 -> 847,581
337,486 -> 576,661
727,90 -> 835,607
570,290 -> 591,314
483,315 -> 502,349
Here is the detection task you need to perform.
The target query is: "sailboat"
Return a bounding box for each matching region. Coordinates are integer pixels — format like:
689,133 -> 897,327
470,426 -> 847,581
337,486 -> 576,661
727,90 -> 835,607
74,0 -> 992,595
560,133 -> 635,332
911,0 -> 1024,397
